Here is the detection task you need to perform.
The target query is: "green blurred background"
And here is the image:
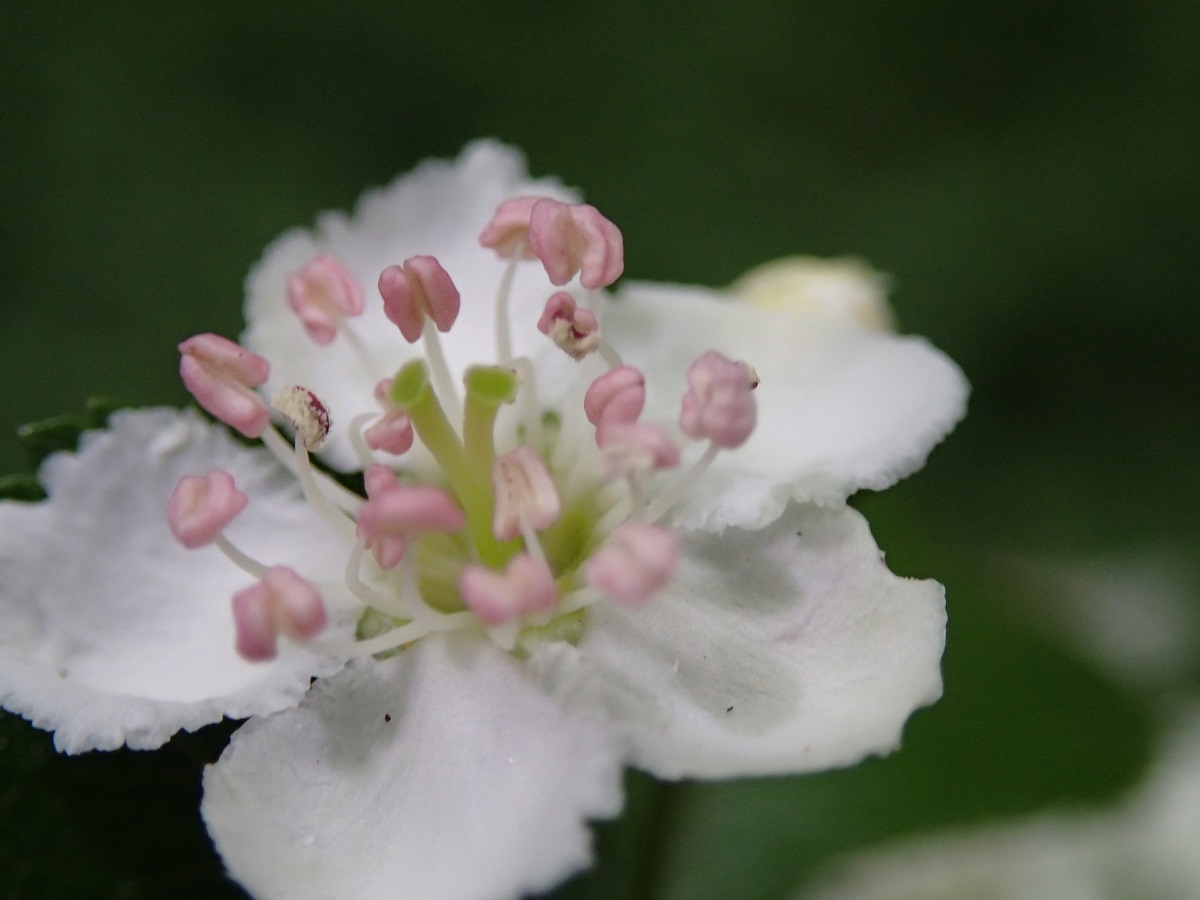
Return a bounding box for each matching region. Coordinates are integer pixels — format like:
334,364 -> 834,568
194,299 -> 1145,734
1,2 -> 1197,897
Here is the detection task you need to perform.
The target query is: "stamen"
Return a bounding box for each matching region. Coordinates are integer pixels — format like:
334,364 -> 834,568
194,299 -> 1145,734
167,470 -> 248,549
337,319 -> 386,383
271,385 -> 331,451
214,534 -> 269,579
527,199 -> 624,290
584,365 -> 646,430
510,357 -> 544,450
348,412 -> 380,469
459,554 -> 557,626
478,196 -> 540,260
596,339 -> 623,369
378,256 -> 461,341
258,426 -> 363,516
166,473 -> 268,576
420,319 -> 462,428
268,386 -> 357,539
641,441 -> 720,524
596,422 -> 680,476
493,257 -> 519,365
286,253 -> 365,345
362,379 -> 416,457
232,566 -> 328,661
355,464 -> 466,571
492,446 -> 561,542
678,350 -> 758,449
343,537 -> 410,619
479,197 -> 541,364
585,522 -> 680,607
538,292 -> 600,360
178,334 -> 271,438
379,258 -> 464,423
306,611 -> 474,660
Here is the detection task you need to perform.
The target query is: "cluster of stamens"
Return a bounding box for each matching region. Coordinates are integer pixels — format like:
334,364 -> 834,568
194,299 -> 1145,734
169,196 -> 758,662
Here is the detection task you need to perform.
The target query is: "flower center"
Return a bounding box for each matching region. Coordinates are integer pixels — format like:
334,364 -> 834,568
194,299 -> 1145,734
171,196 -> 758,663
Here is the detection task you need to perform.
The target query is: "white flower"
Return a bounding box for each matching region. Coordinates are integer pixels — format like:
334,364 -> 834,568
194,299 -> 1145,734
797,713 -> 1200,900
0,142 -> 968,900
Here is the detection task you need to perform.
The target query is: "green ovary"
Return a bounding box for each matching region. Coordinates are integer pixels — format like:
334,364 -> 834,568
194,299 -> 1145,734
356,444 -> 608,654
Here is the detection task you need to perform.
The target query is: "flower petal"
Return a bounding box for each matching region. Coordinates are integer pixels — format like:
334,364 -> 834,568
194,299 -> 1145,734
604,282 -> 969,531
542,504 -> 945,779
242,141 -> 581,470
201,633 -> 624,900
800,715 -> 1200,899
0,408 -> 348,753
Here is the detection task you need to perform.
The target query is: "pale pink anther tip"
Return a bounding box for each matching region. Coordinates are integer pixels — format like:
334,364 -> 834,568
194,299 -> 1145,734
584,365 -> 646,430
459,555 -> 558,626
167,469 -> 248,549
478,196 -> 541,259
597,422 -> 681,473
528,200 -> 624,290
364,413 -> 415,456
286,253 -> 365,345
232,567 -> 327,662
492,446 -> 562,541
679,350 -> 758,449
364,379 -> 415,455
356,480 -> 466,571
178,333 -> 271,439
379,256 -> 461,343
585,523 -> 680,607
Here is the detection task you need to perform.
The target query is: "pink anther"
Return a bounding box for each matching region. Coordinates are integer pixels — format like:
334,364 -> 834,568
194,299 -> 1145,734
167,469 -> 248,549
492,446 -> 561,541
378,256 -> 461,343
362,462 -> 401,498
679,351 -> 758,449
527,199 -> 624,290
459,554 -> 558,626
537,291 -> 601,360
178,333 -> 271,439
231,566 -> 328,662
363,379 -> 415,456
285,253 -> 365,345
584,365 -> 646,430
596,422 -> 681,475
356,466 -> 465,570
585,522 -> 680,607
478,196 -> 540,260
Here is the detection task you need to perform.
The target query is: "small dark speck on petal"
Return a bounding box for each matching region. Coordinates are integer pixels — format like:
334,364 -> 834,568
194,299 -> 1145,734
796,531 -> 802,537
726,706 -> 734,713
384,714 -> 392,723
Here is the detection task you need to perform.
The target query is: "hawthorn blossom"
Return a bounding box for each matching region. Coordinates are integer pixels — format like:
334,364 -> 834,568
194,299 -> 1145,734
0,142 -> 967,900
799,715 -> 1200,900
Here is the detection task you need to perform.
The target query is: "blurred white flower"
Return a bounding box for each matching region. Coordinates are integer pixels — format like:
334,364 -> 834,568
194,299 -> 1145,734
798,713 -> 1200,900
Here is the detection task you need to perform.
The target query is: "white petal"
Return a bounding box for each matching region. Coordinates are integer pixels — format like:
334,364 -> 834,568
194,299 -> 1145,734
551,504 -> 945,779
242,140 -> 582,470
202,633 -> 624,900
800,715 -> 1200,900
0,408 -> 348,753
605,282 -> 968,531
800,817 -> 1121,900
